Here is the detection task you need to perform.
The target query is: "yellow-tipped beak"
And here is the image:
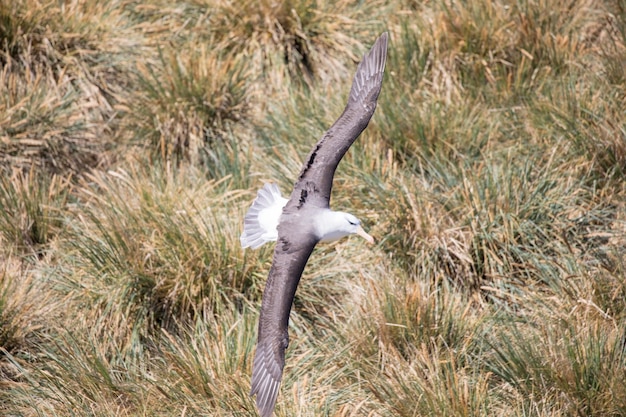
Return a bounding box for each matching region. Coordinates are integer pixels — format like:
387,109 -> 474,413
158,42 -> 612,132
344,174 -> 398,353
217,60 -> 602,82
356,225 -> 375,244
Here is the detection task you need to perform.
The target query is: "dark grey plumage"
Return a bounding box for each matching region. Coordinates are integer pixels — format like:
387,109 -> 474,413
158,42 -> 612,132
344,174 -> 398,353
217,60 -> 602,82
249,32 -> 388,417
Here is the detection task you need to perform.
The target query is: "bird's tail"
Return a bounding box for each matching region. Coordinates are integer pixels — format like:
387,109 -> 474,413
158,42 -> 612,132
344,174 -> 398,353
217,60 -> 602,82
240,183 -> 288,249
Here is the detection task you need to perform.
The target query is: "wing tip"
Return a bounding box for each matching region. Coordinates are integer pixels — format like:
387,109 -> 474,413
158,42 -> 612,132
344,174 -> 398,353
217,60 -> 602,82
250,341 -> 284,417
377,31 -> 389,51
348,31 -> 389,105
369,31 -> 389,76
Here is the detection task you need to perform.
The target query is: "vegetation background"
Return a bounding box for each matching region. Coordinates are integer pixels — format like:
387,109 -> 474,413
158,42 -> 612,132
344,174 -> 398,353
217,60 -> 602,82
1,0 -> 625,415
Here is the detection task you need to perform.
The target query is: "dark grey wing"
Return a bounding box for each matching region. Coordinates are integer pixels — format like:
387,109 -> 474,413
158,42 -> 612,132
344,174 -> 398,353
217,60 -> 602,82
285,32 -> 388,212
250,221 -> 318,417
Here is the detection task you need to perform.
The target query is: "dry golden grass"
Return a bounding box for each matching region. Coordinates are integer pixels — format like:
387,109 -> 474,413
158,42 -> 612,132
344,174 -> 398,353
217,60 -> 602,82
1,0 -> 626,416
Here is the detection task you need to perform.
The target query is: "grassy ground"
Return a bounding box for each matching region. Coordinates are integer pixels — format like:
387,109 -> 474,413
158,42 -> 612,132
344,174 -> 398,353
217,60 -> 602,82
1,0 -> 626,415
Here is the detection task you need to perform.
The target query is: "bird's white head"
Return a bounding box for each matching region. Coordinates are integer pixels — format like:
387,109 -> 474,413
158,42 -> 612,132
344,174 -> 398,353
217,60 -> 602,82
316,211 -> 374,244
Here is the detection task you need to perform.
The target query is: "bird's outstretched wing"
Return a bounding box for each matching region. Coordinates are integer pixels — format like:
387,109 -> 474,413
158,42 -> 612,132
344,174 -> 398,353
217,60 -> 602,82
250,226 -> 317,417
285,32 -> 388,212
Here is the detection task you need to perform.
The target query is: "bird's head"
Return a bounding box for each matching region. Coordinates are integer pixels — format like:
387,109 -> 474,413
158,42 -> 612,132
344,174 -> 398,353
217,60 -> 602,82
343,213 -> 375,243
317,211 -> 374,243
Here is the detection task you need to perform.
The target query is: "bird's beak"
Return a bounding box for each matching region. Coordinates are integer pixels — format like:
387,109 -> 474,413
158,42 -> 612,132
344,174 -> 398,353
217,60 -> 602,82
356,225 -> 375,244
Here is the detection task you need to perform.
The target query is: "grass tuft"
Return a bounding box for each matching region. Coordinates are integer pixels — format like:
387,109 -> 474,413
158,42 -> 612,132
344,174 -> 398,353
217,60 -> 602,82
61,166 -> 253,335
0,167 -> 70,253
129,46 -> 252,165
486,317 -> 626,416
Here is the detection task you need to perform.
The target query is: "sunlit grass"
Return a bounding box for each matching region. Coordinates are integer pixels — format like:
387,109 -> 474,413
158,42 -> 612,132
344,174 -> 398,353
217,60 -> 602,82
128,46 -> 252,165
204,0 -> 386,85
486,316 -> 626,416
0,168 -> 70,253
1,0 -> 625,415
60,166 -> 255,336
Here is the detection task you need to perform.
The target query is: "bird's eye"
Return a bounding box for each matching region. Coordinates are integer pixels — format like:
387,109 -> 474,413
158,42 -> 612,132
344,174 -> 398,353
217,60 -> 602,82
348,220 -> 357,226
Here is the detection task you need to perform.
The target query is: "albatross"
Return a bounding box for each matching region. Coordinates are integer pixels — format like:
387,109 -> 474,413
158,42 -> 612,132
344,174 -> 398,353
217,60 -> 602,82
240,32 -> 388,417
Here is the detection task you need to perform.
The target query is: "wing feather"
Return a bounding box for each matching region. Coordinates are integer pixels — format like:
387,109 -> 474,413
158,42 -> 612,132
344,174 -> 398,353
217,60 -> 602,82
250,229 -> 317,417
284,32 -> 388,211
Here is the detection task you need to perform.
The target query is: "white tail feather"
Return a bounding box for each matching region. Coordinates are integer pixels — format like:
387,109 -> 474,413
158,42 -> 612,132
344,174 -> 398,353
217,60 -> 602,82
240,184 -> 288,249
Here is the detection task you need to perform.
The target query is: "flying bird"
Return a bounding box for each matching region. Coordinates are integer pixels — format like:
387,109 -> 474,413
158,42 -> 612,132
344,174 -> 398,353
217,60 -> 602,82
240,32 -> 388,417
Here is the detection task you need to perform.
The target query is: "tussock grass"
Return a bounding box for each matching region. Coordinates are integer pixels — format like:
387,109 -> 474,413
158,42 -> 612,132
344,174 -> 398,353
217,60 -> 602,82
0,0 -> 143,173
0,257 -> 52,358
129,47 -> 252,165
204,0 -> 386,86
62,166 -> 253,334
157,305 -> 258,414
486,317 -> 626,416
0,64 -> 103,173
0,167 -> 70,252
1,0 -> 626,416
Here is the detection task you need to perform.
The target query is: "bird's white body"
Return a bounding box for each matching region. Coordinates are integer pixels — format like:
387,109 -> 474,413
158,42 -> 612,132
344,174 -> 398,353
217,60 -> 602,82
241,184 -> 372,248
